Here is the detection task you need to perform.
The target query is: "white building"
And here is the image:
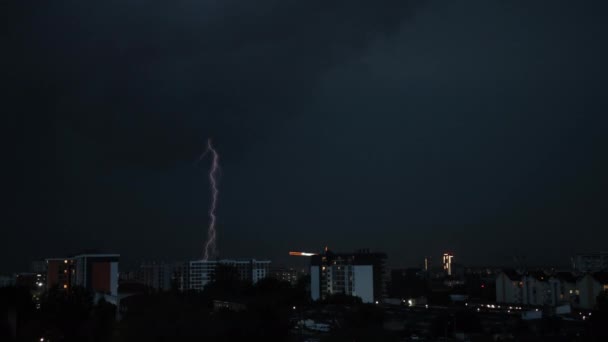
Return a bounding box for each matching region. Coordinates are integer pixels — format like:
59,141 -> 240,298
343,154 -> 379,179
310,248 -> 386,304
576,273 -> 608,309
547,272 -> 577,307
443,253 -> 454,276
189,259 -> 271,290
496,270 -> 523,304
521,272 -> 553,306
496,270 -> 580,308
70,254 -> 119,297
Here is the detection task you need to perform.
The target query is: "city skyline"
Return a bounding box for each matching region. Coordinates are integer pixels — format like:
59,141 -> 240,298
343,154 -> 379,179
4,0 -> 608,274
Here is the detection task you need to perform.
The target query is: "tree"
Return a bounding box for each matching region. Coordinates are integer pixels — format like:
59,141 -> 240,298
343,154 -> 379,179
0,286 -> 36,341
38,286 -> 94,342
590,290 -> 608,340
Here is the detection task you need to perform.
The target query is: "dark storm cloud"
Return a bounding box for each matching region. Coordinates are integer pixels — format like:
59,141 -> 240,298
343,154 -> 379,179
3,0 -> 424,271
5,0 -> 422,168
3,0 -> 608,273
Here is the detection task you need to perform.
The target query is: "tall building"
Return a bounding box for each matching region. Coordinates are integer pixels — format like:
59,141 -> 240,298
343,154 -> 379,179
310,248 -> 387,304
172,262 -> 190,291
72,254 -> 119,296
496,270 -> 523,304
573,252 -> 608,273
46,254 -> 119,297
424,257 -> 431,272
443,253 -> 454,276
189,259 -> 271,291
576,273 -> 608,309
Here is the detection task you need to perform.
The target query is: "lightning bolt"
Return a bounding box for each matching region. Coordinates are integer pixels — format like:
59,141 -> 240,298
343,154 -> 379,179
202,138 -> 220,261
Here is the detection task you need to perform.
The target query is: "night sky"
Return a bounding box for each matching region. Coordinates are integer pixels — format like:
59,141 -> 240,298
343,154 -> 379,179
4,0 -> 608,273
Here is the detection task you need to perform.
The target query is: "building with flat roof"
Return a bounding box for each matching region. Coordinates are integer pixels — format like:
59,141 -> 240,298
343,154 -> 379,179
269,267 -> 301,285
127,261 -> 190,292
46,253 -> 119,297
310,248 -> 387,304
189,259 -> 271,291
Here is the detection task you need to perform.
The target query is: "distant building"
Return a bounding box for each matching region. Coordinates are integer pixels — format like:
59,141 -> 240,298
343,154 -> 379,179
0,275 -> 15,287
496,270 -> 523,304
46,253 -> 119,297
172,262 -> 190,291
189,259 -> 271,291
496,270 -> 600,309
269,267 -> 300,285
443,253 -> 454,276
576,273 -> 608,309
213,300 -> 246,312
496,270 -> 555,306
139,262 -> 173,291
573,252 -> 608,273
30,260 -> 46,274
118,270 -> 140,283
73,254 -> 119,296
310,248 -> 387,303
521,271 -> 553,306
424,257 -> 431,272
128,261 -> 190,292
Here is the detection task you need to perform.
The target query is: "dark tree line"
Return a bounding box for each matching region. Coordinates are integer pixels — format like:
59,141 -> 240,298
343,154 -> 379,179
0,265 -> 310,342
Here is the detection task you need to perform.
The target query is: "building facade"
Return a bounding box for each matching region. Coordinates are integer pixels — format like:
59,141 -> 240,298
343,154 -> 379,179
137,262 -> 178,291
310,248 -> 387,303
521,272 -> 552,306
496,270 -> 523,304
269,267 -> 301,285
573,252 -> 608,273
443,253 -> 454,276
46,258 -> 73,290
576,273 -> 608,309
496,270 -> 608,310
46,254 -> 119,296
189,259 -> 271,291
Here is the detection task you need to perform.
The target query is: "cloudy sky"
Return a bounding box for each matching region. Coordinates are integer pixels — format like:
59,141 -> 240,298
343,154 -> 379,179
3,0 -> 608,272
